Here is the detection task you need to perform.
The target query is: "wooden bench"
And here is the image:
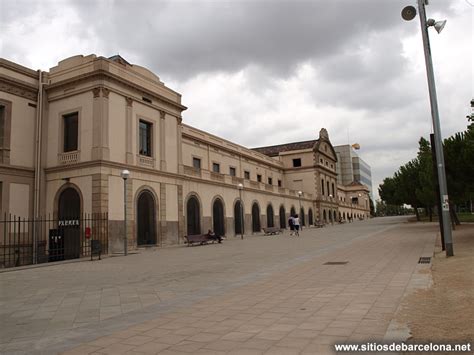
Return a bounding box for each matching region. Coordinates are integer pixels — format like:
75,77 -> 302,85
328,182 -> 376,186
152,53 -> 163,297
263,227 -> 282,235
184,234 -> 221,246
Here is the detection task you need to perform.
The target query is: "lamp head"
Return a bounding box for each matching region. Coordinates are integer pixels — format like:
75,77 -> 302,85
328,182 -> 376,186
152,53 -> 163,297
401,5 -> 416,21
427,18 -> 446,33
121,169 -> 130,180
238,183 -> 243,190
298,191 -> 302,196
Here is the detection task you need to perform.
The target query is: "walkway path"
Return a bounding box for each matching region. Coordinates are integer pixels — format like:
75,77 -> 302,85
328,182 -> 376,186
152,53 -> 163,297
0,217 -> 436,354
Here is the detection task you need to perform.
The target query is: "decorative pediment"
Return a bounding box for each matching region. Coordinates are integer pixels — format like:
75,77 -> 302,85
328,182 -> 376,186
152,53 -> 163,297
313,128 -> 337,161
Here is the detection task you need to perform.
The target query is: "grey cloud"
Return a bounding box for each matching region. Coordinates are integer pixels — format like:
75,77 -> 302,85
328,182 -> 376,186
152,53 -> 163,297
66,0 -> 454,81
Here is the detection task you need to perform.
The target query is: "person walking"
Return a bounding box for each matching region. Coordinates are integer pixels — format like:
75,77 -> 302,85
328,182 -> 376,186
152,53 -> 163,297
293,214 -> 300,236
288,215 -> 295,236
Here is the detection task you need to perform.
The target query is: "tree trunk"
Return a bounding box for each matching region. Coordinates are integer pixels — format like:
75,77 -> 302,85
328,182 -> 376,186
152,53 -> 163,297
414,206 -> 420,221
450,203 -> 460,226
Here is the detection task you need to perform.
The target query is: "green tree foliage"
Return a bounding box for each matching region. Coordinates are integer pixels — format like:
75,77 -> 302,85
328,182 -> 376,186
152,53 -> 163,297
379,113 -> 473,222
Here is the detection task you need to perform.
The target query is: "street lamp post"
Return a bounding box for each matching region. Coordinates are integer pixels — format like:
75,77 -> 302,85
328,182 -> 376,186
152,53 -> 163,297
402,0 -> 453,256
121,169 -> 130,256
238,183 -> 244,239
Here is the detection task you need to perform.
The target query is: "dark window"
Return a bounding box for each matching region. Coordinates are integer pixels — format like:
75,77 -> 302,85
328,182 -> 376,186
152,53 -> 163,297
139,120 -> 152,156
327,181 -> 330,196
321,179 -> 325,195
212,163 -> 220,173
332,183 -> 335,196
244,171 -> 250,179
63,112 -> 78,152
192,157 -> 201,170
326,161 -> 329,166
268,177 -> 272,185
293,158 -> 301,167
278,180 -> 282,187
257,174 -> 262,182
229,167 -> 236,176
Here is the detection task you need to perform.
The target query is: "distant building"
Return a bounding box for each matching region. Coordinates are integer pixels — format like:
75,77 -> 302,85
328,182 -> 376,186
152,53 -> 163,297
0,54 -> 370,263
334,145 -> 373,198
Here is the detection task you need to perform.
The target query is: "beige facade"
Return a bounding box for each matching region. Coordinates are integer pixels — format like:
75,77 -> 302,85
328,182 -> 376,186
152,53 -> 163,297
0,54 -> 370,255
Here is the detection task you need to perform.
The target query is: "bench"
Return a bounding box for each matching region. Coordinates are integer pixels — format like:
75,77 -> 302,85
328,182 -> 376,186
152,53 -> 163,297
184,234 -> 221,246
314,221 -> 325,228
263,227 -> 282,235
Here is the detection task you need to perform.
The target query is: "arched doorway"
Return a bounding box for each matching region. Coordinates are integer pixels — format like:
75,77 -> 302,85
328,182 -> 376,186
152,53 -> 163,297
323,210 -> 327,222
329,210 -> 333,223
266,204 -> 274,228
333,210 -> 337,222
308,209 -> 313,226
213,198 -> 225,237
57,187 -> 81,260
234,200 -> 243,235
290,206 -> 296,217
186,196 -> 201,235
279,205 -> 286,228
137,190 -> 156,245
300,208 -> 305,226
343,212 -> 346,220
252,203 -> 261,233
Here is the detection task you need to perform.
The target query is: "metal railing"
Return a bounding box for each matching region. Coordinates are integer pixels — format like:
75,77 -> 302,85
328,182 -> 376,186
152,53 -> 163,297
0,213 -> 108,269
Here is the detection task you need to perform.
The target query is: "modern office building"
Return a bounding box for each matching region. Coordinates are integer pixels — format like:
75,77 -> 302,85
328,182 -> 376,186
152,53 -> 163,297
334,145 -> 373,197
0,54 -> 370,264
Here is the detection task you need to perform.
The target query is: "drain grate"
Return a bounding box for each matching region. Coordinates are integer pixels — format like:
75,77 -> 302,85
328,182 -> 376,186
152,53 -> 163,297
324,261 -> 348,265
418,257 -> 431,264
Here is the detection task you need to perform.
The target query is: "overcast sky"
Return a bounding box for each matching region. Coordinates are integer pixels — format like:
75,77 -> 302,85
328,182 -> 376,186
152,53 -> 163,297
1,0 -> 472,199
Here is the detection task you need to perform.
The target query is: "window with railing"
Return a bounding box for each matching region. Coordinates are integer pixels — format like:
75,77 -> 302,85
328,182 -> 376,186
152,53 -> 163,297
63,112 -> 78,152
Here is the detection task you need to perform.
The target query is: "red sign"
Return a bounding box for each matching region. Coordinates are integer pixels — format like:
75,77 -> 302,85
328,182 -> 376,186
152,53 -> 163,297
85,227 -> 91,239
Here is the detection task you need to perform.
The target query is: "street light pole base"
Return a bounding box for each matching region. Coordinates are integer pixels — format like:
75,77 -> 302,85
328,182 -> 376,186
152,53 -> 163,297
445,243 -> 454,257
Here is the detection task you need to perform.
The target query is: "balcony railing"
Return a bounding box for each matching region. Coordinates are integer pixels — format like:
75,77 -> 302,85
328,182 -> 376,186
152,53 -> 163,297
210,172 -> 225,182
184,165 -> 202,177
58,151 -> 80,165
137,155 -> 155,168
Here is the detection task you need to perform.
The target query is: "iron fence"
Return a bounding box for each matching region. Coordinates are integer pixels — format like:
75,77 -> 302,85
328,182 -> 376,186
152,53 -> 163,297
0,213 -> 108,269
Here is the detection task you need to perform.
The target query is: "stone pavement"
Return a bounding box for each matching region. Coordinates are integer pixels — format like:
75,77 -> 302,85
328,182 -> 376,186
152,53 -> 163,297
0,217 -> 437,354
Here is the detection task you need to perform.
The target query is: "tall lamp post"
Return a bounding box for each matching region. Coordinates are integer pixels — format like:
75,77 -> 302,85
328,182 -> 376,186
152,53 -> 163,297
238,183 -> 244,239
402,0 -> 453,256
121,169 -> 130,256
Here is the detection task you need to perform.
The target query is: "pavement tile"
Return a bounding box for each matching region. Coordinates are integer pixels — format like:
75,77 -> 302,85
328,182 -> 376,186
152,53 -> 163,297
254,331 -> 288,341
202,339 -> 241,351
130,341 -> 171,353
61,344 -> 102,355
220,331 -> 255,342
120,335 -> 155,346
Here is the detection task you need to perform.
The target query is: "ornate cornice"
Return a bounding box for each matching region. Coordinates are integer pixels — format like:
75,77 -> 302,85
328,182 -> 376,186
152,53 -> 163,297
46,69 -> 187,112
0,74 -> 38,101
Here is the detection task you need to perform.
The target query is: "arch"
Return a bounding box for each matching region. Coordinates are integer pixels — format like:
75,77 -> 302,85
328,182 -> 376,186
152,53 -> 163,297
329,210 -> 333,222
323,209 -> 327,222
333,210 -> 337,222
56,185 -> 82,260
266,204 -> 274,228
251,202 -> 261,233
279,205 -> 286,228
308,208 -> 314,226
290,206 -> 296,217
186,194 -> 201,235
300,207 -> 305,226
136,190 -> 157,245
212,197 -> 225,237
234,200 -> 244,235
343,212 -> 346,220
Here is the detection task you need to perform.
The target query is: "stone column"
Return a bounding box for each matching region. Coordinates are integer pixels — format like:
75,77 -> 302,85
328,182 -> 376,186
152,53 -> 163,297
177,120 -> 184,175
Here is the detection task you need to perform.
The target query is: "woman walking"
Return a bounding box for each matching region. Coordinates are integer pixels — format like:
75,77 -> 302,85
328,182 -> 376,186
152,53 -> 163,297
293,214 -> 300,236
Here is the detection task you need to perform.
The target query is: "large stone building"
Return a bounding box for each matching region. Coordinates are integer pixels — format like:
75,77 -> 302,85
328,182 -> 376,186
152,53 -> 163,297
0,54 -> 370,258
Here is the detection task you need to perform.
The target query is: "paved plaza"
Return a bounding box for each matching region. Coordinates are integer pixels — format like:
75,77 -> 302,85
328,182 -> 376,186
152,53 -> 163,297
0,217 -> 437,354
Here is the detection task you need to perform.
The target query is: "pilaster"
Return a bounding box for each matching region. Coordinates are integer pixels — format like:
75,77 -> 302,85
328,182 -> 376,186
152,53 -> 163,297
159,183 -> 167,246
125,97 -> 134,164
159,110 -> 166,171
91,87 -> 110,160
